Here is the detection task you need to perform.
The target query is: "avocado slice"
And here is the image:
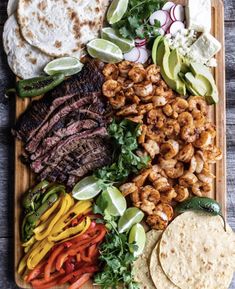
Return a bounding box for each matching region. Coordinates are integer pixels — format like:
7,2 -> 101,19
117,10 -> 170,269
179,72 -> 198,96
152,35 -> 163,65
189,62 -> 219,104
184,72 -> 208,96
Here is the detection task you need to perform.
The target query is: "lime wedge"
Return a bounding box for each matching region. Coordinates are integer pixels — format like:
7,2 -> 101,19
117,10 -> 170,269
152,35 -> 163,65
118,207 -> 144,233
102,186 -> 127,217
87,39 -> 123,63
44,57 -> 84,76
129,223 -> 146,257
72,176 -> 101,200
101,27 -> 134,53
107,0 -> 129,24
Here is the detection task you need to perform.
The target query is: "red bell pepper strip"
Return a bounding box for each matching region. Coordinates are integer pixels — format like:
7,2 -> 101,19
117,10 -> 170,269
68,273 -> 93,289
31,270 -> 65,289
25,262 -> 45,282
58,266 -> 98,285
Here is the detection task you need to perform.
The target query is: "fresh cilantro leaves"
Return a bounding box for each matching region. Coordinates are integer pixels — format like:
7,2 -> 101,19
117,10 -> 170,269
95,119 -> 150,184
112,0 -> 165,40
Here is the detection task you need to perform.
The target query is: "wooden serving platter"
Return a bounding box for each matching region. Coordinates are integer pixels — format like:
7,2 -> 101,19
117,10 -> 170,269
14,0 -> 226,288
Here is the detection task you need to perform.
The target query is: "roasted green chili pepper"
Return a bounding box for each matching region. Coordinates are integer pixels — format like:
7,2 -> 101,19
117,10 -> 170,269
41,184 -> 66,204
22,180 -> 50,210
16,73 -> 65,98
175,197 -> 226,231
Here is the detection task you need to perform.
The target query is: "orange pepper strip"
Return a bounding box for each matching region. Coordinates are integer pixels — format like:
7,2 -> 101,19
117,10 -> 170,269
68,273 -> 93,289
31,270 -> 65,289
25,262 -> 45,282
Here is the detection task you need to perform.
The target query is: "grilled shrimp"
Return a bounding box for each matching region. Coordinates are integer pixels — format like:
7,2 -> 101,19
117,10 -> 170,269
127,115 -> 143,123
192,110 -> 206,130
158,158 -> 177,170
128,65 -> 146,83
152,95 -> 168,107
179,172 -> 198,187
194,131 -> 212,149
147,109 -> 166,128
163,119 -> 180,138
102,79 -> 121,98
138,103 -> 154,115
188,96 -> 207,115
176,143 -> 195,163
146,64 -> 161,83
146,210 -> 168,230
103,64 -> 119,80
109,92 -> 126,109
140,200 -> 156,215
116,104 -> 138,116
197,168 -> 215,184
119,183 -> 138,197
192,181 -> 212,197
163,104 -> 173,116
160,188 -> 177,203
194,151 -> 205,173
134,81 -> 153,97
181,126 -> 196,143
148,165 -> 162,182
155,203 -> 174,221
138,125 -> 147,144
203,146 -> 222,163
140,185 -> 160,205
172,97 -> 189,113
174,185 -> 189,202
142,139 -> 160,159
161,140 -> 179,159
155,86 -> 174,100
133,169 -> 151,187
146,125 -> 165,142
178,112 -> 194,127
131,191 -> 141,208
205,123 -> 216,138
118,61 -> 133,77
165,161 -> 184,179
153,177 -> 171,192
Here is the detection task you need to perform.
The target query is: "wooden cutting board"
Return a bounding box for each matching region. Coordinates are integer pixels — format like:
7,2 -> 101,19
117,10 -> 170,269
14,0 -> 226,288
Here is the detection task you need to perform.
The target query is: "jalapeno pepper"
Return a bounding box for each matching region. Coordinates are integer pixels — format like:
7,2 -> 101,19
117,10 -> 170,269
16,73 -> 65,98
175,197 -> 226,231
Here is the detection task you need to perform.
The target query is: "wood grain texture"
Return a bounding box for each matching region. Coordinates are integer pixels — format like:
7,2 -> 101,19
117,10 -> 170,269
0,0 -> 234,288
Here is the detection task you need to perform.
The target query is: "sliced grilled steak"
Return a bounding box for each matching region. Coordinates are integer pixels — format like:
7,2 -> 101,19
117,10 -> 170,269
26,93 -> 99,154
31,127 -> 108,173
13,61 -> 105,142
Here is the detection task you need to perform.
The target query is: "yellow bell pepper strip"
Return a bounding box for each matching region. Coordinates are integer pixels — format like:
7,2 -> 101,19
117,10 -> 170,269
27,239 -> 54,270
48,216 -> 91,242
35,194 -> 71,241
22,236 -> 35,248
40,197 -> 60,222
33,215 -> 53,235
49,200 -> 92,237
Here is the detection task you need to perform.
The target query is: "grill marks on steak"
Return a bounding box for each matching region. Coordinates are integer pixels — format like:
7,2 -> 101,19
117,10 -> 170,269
13,59 -> 113,187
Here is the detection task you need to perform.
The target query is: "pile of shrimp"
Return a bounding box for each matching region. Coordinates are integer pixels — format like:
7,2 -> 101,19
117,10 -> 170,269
102,61 -> 222,230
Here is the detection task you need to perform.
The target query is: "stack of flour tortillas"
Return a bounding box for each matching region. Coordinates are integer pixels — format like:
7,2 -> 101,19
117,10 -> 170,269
134,212 -> 235,289
3,0 -> 109,79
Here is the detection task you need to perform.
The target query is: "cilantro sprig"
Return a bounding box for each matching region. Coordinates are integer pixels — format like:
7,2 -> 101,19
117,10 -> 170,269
112,0 -> 166,39
95,119 -> 150,184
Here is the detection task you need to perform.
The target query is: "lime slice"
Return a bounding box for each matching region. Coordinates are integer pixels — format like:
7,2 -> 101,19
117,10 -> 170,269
107,0 -> 128,24
44,57 -> 84,76
101,27 -> 134,53
72,176 -> 101,200
102,186 -> 127,216
152,35 -> 163,65
129,223 -> 146,257
118,207 -> 144,233
87,39 -> 123,63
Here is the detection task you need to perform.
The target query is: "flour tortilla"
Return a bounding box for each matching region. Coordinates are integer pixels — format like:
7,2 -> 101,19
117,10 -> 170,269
150,242 -> 179,289
133,230 -> 162,289
7,0 -> 18,16
3,14 -> 52,79
159,212 -> 235,289
17,0 -> 110,57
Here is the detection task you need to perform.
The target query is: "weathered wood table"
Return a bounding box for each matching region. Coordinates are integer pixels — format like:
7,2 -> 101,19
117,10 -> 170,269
0,0 -> 234,288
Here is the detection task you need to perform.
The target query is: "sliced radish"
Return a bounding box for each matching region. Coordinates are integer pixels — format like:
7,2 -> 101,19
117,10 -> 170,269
170,6 -> 176,21
162,2 -> 176,12
124,47 -> 140,62
162,14 -> 173,32
136,47 -> 149,64
173,4 -> 185,21
169,21 -> 185,35
149,10 -> 168,27
158,28 -> 166,36
135,38 -> 147,47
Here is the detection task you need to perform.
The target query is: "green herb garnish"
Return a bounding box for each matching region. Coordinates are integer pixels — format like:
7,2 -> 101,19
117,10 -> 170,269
113,0 -> 165,40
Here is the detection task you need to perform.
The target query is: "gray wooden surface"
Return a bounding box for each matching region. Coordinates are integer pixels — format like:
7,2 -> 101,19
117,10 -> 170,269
0,0 -> 234,288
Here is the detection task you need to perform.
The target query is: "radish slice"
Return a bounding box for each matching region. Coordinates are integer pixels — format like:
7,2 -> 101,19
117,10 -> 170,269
135,38 -> 147,47
169,21 -> 185,35
124,47 -> 140,62
158,28 -> 166,36
149,10 -> 168,27
162,14 -> 173,31
162,2 -> 176,12
136,47 -> 149,64
170,6 -> 176,21
173,4 -> 185,21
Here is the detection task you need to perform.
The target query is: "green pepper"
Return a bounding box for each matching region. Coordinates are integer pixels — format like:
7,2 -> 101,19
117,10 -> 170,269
175,197 -> 226,231
22,180 -> 50,210
41,184 -> 66,204
21,212 -> 34,242
16,73 -> 65,98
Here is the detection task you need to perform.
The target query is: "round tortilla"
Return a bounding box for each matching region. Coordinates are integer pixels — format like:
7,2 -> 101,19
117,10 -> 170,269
17,0 -> 109,57
150,242 -> 179,289
7,0 -> 18,16
159,212 -> 235,289
3,14 -> 52,79
133,230 -> 162,289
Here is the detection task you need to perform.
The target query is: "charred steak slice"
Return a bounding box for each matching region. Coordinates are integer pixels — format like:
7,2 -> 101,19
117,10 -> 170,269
12,61 -> 105,142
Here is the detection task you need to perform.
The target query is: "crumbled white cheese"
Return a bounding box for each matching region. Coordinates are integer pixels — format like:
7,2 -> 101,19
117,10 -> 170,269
206,58 -> 217,67
186,0 -> 211,32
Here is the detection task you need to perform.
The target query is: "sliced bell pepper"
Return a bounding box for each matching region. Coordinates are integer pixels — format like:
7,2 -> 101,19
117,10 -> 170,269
68,273 -> 93,289
39,197 -> 60,222
31,270 -> 65,289
25,262 -> 45,282
58,266 -> 98,285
